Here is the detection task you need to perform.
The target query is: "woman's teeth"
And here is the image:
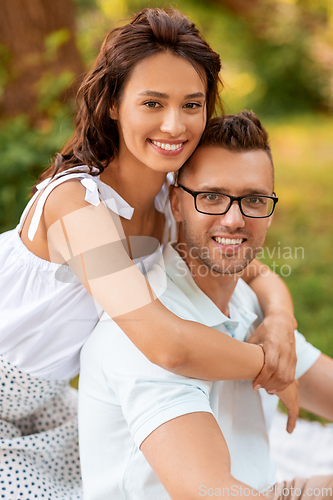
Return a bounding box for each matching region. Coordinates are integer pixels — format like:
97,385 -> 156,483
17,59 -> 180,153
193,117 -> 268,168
214,237 -> 243,245
151,140 -> 184,151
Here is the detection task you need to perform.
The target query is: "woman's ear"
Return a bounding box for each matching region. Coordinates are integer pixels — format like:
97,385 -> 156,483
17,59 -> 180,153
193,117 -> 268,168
169,186 -> 183,223
110,105 -> 118,120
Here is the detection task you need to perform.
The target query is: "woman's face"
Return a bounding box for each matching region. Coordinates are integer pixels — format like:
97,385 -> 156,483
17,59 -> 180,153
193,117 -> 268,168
111,51 -> 207,174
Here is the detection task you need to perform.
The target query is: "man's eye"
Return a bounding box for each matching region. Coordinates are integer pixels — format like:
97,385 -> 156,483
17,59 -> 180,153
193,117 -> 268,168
203,193 -> 222,202
246,197 -> 264,204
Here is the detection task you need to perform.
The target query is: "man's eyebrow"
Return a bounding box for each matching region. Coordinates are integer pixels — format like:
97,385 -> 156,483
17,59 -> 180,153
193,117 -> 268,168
138,91 -> 205,99
198,185 -> 272,195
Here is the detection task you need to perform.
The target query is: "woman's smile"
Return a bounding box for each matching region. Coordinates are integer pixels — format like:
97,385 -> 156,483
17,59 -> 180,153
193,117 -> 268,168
148,138 -> 187,155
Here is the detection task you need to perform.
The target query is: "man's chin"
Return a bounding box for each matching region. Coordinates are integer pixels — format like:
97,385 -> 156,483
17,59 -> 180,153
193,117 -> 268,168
211,260 -> 250,276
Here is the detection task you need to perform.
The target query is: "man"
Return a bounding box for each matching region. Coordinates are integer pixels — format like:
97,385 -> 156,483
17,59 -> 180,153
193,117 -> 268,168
79,111 -> 333,499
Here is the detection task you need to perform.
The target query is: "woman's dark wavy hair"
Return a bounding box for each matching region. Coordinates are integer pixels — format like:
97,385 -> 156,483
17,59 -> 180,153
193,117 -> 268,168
34,7 -> 222,191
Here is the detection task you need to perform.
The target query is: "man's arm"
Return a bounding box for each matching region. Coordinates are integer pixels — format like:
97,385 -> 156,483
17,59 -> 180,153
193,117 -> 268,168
298,353 -> 333,421
244,258 -> 297,393
140,412 -> 266,500
99,324 -> 268,499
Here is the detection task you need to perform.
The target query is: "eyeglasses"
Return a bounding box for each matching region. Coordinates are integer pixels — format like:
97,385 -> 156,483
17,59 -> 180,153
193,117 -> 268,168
177,184 -> 278,218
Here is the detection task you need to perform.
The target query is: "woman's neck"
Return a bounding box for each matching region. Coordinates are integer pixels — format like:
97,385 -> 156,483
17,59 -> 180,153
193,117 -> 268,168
99,154 -> 167,242
100,155 -> 166,216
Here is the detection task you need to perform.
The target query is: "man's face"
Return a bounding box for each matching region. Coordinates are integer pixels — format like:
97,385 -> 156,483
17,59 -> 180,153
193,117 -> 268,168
170,146 -> 274,275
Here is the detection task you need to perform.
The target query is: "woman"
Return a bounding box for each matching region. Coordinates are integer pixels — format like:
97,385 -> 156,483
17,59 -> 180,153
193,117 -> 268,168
0,8 -> 296,499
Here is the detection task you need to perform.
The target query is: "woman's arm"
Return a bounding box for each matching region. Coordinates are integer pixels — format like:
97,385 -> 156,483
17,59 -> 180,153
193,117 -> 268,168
42,180 -> 266,383
43,180 -> 264,381
242,259 -> 297,392
116,299 -> 265,381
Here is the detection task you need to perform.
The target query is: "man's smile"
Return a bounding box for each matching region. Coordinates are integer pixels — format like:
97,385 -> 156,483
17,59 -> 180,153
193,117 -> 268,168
212,236 -> 245,246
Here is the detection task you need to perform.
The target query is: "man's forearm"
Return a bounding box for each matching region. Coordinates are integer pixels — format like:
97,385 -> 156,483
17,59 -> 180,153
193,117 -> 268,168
299,354 -> 333,421
241,258 -> 297,391
243,258 -> 294,316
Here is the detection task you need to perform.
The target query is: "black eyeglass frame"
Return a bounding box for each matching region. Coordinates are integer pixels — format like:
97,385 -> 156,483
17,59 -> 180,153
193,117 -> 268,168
176,184 -> 278,219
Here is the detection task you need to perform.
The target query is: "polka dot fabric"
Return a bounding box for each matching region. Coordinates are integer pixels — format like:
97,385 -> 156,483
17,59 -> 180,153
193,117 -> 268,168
0,356 -> 82,499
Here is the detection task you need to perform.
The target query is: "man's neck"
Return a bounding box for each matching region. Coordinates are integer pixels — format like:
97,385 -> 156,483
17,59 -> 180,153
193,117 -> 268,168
175,243 -> 239,317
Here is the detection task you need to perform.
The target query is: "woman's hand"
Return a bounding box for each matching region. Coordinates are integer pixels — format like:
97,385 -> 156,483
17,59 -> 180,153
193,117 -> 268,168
248,308 -> 297,393
276,379 -> 300,433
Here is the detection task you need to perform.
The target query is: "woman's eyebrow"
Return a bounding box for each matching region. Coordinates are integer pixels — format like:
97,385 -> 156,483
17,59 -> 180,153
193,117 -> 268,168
138,90 -> 205,99
185,92 -> 205,99
138,90 -> 168,98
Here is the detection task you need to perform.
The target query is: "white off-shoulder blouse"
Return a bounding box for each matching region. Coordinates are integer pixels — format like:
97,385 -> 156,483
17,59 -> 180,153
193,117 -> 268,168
0,167 -> 176,380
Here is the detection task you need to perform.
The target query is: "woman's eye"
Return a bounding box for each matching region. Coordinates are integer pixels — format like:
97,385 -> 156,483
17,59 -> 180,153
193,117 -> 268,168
184,102 -> 201,109
144,101 -> 161,108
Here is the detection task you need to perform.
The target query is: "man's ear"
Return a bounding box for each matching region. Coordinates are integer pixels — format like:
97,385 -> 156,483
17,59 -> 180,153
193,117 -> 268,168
169,186 -> 183,223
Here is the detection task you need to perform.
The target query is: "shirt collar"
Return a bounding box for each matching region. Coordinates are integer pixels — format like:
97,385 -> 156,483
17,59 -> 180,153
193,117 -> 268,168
162,242 -> 258,338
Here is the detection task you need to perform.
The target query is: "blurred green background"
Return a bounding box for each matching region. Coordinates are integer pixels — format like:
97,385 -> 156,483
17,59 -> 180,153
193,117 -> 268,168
0,0 -> 332,417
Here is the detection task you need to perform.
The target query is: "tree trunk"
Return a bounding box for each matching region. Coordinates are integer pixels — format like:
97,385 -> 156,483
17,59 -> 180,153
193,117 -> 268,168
0,0 -> 84,118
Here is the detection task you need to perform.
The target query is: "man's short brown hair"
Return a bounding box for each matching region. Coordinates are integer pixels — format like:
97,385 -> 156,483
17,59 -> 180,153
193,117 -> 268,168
176,110 -> 273,184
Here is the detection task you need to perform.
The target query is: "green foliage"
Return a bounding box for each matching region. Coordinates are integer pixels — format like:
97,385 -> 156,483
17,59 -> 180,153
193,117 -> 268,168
0,106 -> 74,232
247,3 -> 332,116
44,29 -> 71,62
258,115 -> 333,356
1,0 -> 332,413
111,0 -> 333,115
256,114 -> 333,423
36,70 -> 76,112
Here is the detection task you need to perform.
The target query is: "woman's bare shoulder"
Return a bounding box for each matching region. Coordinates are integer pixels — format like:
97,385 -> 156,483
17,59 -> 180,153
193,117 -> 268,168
43,178 -> 94,229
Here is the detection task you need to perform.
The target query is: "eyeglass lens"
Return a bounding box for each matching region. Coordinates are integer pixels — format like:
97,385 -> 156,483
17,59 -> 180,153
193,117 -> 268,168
196,193 -> 275,217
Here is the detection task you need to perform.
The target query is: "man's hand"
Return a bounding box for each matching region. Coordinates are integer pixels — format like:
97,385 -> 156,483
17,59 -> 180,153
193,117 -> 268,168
248,309 -> 297,393
276,379 -> 300,433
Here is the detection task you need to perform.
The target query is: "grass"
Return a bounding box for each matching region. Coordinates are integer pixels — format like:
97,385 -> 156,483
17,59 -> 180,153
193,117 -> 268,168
261,114 -> 333,358
260,114 -> 333,424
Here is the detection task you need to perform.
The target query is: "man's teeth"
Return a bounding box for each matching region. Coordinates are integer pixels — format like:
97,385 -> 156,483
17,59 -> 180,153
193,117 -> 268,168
214,237 -> 243,245
151,140 -> 184,151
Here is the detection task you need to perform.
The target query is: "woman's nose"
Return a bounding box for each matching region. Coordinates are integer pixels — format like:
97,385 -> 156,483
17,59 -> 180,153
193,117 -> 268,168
160,109 -> 186,137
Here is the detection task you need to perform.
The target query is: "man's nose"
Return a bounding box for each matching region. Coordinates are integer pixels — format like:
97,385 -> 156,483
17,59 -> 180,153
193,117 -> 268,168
217,201 -> 245,229
160,108 -> 186,136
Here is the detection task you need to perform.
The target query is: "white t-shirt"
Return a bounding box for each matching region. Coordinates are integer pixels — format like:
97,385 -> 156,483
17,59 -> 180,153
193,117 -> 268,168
79,242 -> 321,499
0,167 -> 175,380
